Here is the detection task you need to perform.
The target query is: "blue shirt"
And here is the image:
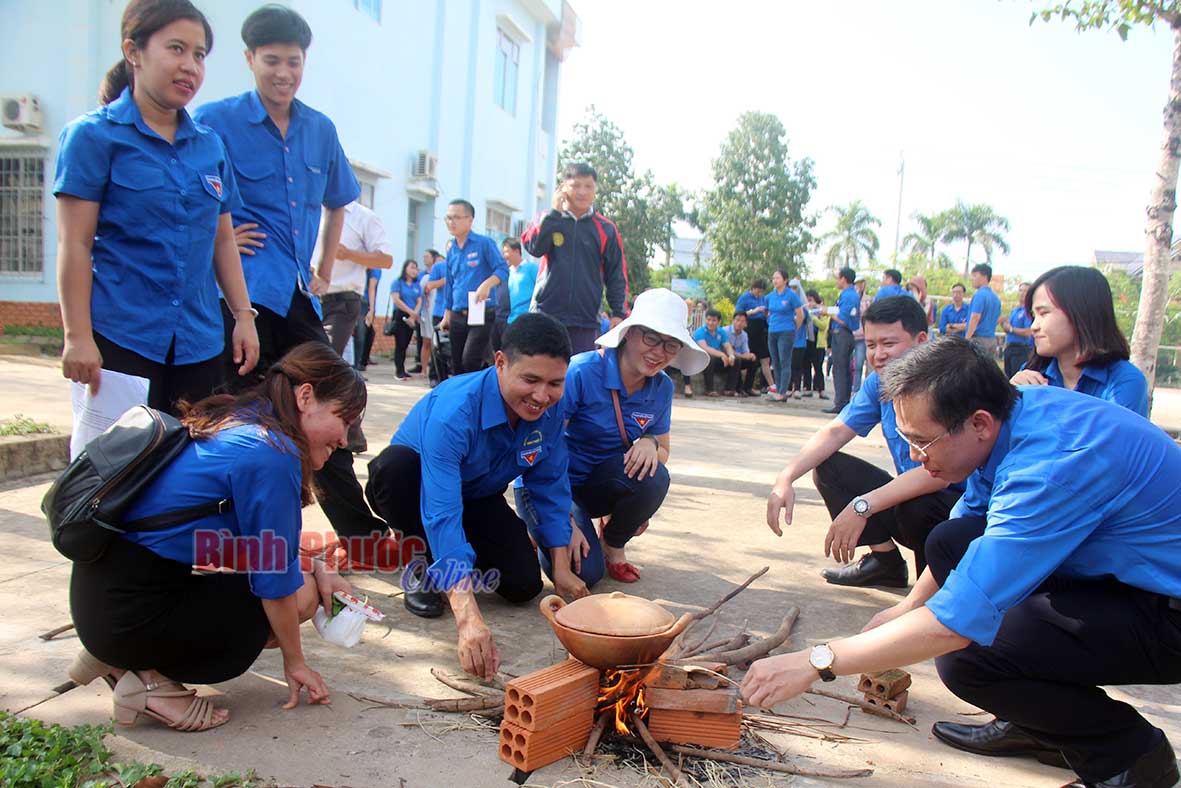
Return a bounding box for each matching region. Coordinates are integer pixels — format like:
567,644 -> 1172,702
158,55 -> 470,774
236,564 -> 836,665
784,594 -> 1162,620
766,287 -> 803,333
839,372 -> 967,490
723,326 -> 750,355
391,277 -> 422,314
193,91 -> 360,319
876,284 -> 905,300
835,286 -> 861,332
428,260 -> 448,318
693,324 -> 727,352
735,290 -> 768,322
967,285 -> 1002,338
442,231 -> 510,312
508,261 -> 540,323
939,302 -> 970,336
1005,306 -> 1033,346
562,349 -> 673,486
362,268 -> 381,306
53,88 -> 239,365
122,423 -> 304,599
930,386 -> 1181,645
391,367 -> 571,590
1043,358 -> 1149,417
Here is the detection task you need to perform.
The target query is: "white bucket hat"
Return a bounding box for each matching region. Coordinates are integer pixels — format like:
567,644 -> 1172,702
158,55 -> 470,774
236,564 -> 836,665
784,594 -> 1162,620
595,288 -> 710,376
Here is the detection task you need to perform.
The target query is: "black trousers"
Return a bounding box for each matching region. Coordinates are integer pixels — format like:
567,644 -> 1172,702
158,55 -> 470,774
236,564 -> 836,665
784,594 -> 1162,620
830,328 -> 854,409
93,333 -> 222,417
789,345 -> 807,392
365,445 -> 543,602
1003,343 -> 1031,378
320,291 -> 363,356
70,538 -> 271,684
806,340 -> 826,392
813,451 -> 959,574
392,310 -> 415,375
927,517 -> 1181,783
726,357 -> 760,392
746,318 -> 770,360
220,291 -> 386,540
683,357 -> 727,393
449,305 -> 495,375
566,326 -> 599,356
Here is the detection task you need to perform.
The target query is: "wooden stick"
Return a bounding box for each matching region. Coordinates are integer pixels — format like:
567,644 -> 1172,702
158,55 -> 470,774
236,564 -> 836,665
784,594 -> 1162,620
38,623 -> 74,641
805,688 -> 916,726
679,615 -> 721,657
429,667 -> 502,697
691,567 -> 769,622
631,713 -> 685,787
349,692 -> 505,713
667,744 -> 873,779
698,608 -> 798,666
583,712 -> 610,757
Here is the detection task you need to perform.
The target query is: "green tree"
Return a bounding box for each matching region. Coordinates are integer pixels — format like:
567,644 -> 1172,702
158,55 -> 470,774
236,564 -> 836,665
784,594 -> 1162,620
699,111 -> 817,299
821,200 -> 882,272
1035,1 -> 1181,395
941,200 -> 1011,275
557,107 -> 684,293
902,210 -> 952,268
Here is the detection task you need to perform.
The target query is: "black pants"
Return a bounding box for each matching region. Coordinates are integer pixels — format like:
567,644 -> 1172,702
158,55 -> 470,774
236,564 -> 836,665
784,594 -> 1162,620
726,357 -> 760,392
683,357 -> 727,393
789,345 -> 807,392
365,445 -> 543,602
567,326 -> 599,355
806,340 -> 825,392
489,317 -> 508,354
70,538 -> 271,684
93,333 -> 222,417
1003,343 -> 1031,378
393,310 -> 416,375
449,305 -> 495,375
746,319 -> 770,360
830,328 -> 854,409
320,291 -> 363,356
220,291 -> 386,540
927,517 -> 1181,783
813,451 -> 959,574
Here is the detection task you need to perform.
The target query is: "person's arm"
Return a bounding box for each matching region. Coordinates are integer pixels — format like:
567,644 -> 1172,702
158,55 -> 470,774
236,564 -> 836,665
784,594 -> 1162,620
824,467 -> 950,562
390,285 -> 413,315
964,312 -> 982,339
766,420 -> 858,534
56,196 -> 103,392
722,340 -> 736,365
339,246 -> 393,269
697,338 -> 727,360
831,293 -> 850,327
212,214 -> 260,377
521,211 -> 557,258
938,307 -> 951,336
365,275 -> 379,326
602,225 -> 628,321
473,240 -> 507,304
312,206 -> 346,292
521,426 -> 585,600
793,305 -> 804,330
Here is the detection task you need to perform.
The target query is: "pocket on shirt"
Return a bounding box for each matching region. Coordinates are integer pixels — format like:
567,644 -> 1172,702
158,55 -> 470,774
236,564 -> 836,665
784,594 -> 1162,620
233,160 -> 273,183
303,159 -> 327,205
109,159 -> 165,191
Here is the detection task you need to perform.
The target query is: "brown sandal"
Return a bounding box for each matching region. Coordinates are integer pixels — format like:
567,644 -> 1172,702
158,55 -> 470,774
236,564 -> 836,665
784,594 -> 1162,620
113,671 -> 228,732
68,648 -> 119,690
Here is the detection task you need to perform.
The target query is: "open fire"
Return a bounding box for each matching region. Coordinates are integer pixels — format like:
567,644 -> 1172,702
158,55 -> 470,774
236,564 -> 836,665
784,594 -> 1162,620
596,668 -> 649,735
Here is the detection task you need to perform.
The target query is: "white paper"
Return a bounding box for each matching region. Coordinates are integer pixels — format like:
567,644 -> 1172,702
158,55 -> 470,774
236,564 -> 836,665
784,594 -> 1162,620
69,369 -> 150,460
826,306 -> 840,316
467,291 -> 486,325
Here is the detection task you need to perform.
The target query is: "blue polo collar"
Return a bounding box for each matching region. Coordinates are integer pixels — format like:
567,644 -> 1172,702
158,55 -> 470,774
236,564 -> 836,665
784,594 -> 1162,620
976,396 -> 1018,480
1044,358 -> 1108,390
245,89 -> 302,126
107,86 -> 197,142
478,367 -> 510,430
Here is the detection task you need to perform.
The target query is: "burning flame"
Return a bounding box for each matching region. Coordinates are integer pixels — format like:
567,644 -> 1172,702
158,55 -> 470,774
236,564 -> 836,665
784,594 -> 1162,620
597,669 -> 649,736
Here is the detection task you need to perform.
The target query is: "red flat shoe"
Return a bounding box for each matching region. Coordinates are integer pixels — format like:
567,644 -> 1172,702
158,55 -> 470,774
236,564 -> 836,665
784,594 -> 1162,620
606,561 -> 641,583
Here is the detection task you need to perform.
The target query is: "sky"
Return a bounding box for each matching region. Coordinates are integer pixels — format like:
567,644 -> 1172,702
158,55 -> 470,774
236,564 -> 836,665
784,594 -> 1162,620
554,0 -> 1177,281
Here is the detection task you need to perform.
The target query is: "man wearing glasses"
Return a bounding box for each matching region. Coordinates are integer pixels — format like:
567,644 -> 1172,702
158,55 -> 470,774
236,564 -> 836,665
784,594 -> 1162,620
438,199 -> 508,375
765,296 -> 963,588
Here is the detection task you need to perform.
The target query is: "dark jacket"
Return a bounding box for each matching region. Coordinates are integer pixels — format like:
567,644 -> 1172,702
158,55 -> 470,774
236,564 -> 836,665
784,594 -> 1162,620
522,208 -> 628,329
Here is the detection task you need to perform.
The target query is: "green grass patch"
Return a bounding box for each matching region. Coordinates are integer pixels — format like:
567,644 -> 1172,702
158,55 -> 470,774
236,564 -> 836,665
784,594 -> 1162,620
0,415 -> 56,437
1,324 -> 64,338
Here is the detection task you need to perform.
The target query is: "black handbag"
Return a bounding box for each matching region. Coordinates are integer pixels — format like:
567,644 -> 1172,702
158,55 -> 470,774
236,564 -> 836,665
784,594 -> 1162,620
41,405 -> 232,563
382,296 -> 397,336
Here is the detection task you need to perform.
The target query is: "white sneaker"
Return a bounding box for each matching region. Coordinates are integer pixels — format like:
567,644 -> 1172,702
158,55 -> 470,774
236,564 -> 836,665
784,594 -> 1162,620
767,384 -> 778,394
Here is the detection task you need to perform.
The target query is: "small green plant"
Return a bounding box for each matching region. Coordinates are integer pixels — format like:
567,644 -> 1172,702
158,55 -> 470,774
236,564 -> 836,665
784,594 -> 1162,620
1,324 -> 64,338
0,414 -> 56,437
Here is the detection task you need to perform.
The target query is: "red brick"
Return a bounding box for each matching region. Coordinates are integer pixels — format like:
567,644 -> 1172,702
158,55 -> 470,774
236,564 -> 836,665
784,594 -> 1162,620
503,659 -> 599,731
498,712 -> 595,772
646,704 -> 743,750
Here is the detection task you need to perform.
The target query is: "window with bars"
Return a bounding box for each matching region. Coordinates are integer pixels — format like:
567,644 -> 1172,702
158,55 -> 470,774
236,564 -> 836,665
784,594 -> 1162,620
493,29 -> 520,115
354,0 -> 381,23
0,153 -> 44,276
486,205 -> 512,243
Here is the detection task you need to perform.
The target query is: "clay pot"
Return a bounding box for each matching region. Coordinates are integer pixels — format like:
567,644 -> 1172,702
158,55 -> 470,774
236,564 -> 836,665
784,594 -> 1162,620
539,592 -> 693,670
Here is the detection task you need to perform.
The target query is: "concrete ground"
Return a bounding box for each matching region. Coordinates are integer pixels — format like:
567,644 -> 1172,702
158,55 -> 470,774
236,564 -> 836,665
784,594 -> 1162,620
2,354 -> 1180,788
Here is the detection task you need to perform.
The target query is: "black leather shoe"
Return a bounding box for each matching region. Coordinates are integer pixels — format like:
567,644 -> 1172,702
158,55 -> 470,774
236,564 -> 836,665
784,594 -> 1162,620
820,405 -> 842,414
1059,733 -> 1179,788
933,719 -> 1070,770
822,550 -> 908,588
402,565 -> 445,618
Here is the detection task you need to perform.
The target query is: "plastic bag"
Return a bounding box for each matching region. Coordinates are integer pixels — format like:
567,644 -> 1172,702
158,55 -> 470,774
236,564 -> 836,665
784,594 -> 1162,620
313,606 -> 367,648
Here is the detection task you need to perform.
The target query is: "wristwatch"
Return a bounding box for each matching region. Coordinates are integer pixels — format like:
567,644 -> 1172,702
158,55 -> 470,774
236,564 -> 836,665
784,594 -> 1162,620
809,643 -> 837,682
851,496 -> 872,517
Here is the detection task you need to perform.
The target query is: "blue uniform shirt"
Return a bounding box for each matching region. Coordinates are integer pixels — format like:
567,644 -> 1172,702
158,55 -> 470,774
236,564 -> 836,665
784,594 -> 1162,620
939,302 -> 971,336
693,325 -> 727,352
123,423 -> 304,599
875,284 -> 905,300
53,88 -> 240,364
428,260 -> 448,318
723,326 -> 750,355
391,367 -> 571,590
968,285 -> 1002,338
835,286 -> 861,332
193,91 -> 359,319
839,372 -> 967,490
442,231 -> 510,312
508,261 -> 540,323
766,287 -> 802,333
562,349 -> 673,486
735,290 -> 768,322
1043,358 -> 1149,417
930,385 -> 1181,645
391,278 -> 422,314
1005,306 -> 1033,346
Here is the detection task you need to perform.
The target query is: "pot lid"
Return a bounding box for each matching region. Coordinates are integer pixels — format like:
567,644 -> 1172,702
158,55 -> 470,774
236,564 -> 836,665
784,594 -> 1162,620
553,592 -> 676,636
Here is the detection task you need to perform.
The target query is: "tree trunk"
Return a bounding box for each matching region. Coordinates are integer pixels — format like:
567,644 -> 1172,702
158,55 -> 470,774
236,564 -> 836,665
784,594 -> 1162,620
1131,22 -> 1181,401
963,238 -> 974,277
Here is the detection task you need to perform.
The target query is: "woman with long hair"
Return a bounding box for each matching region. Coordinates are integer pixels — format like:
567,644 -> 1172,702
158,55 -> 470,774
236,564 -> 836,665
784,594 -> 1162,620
1010,266 -> 1148,415
68,343 -> 366,731
55,0 -> 257,428
764,269 -> 804,402
390,258 -> 423,380
788,277 -> 809,398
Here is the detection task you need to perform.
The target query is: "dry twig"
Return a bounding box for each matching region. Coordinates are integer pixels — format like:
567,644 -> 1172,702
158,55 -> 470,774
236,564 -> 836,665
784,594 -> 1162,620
38,623 -> 75,641
696,608 -> 798,666
631,713 -> 685,786
806,687 -> 917,726
583,712 -> 610,757
429,667 -> 503,696
667,744 -> 874,779
349,691 -> 504,714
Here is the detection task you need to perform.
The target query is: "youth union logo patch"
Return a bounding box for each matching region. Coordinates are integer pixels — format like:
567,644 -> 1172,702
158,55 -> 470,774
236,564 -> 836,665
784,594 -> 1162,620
519,448 -> 541,466
204,174 -> 223,197
632,412 -> 654,430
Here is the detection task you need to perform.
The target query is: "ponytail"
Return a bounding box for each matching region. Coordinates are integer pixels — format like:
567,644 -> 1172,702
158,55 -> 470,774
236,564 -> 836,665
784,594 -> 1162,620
99,60 -> 132,106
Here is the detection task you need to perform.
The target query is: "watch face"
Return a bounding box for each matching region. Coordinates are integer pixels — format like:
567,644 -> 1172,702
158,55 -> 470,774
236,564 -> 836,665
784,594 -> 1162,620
853,498 -> 870,515
810,643 -> 835,670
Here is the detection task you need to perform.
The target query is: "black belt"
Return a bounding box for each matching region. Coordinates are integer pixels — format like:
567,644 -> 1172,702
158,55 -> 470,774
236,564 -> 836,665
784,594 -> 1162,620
321,291 -> 361,302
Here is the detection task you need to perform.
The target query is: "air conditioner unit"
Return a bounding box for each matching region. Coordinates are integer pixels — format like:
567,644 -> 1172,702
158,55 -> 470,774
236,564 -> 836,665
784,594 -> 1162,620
411,149 -> 438,180
1,94 -> 42,133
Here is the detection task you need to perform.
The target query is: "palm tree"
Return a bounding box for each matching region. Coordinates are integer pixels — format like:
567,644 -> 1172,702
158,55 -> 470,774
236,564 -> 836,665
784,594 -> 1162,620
821,200 -> 881,273
942,200 -> 1011,276
902,210 -> 948,269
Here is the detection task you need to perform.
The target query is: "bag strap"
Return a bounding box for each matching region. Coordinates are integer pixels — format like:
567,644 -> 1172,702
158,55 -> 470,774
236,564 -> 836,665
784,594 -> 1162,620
610,389 -> 631,450
122,498 -> 233,533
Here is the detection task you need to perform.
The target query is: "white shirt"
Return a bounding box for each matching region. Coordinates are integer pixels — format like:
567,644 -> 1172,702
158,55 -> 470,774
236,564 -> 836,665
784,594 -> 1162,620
316,202 -> 393,295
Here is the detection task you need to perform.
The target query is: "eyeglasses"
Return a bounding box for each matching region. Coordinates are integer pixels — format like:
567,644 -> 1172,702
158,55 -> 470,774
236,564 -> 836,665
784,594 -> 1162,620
894,427 -> 950,460
638,329 -> 682,356
444,214 -> 472,223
